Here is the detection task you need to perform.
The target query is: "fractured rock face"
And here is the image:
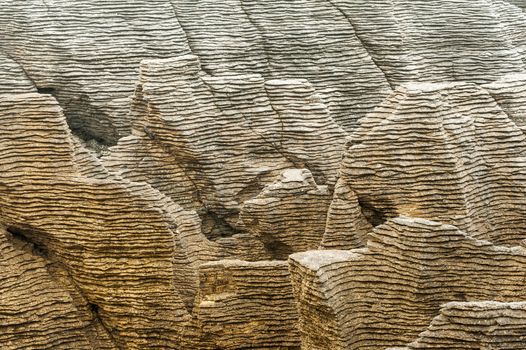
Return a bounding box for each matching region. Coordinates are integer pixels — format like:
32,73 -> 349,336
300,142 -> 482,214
0,93 -> 192,349
193,260 -> 300,349
329,0 -> 526,85
484,74 -> 526,133
337,82 -> 526,246
289,217 -> 526,350
0,227 -> 114,349
392,301 -> 526,349
3,1 -> 526,349
239,169 -> 332,259
0,0 -> 192,144
171,0 -> 393,130
103,54 -> 346,240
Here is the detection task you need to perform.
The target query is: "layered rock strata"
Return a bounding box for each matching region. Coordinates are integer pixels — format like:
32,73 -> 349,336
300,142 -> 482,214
334,82 -> 526,247
290,217 -> 526,349
1,0 -> 526,349
392,301 -> 526,349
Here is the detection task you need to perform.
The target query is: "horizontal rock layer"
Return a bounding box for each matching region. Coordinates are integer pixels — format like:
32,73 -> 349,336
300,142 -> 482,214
1,1 -> 526,349
290,217 -> 526,349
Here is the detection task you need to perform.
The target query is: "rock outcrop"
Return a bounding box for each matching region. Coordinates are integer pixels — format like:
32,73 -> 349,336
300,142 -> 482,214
392,302 -> 526,349
334,82 -> 526,247
2,1 -> 526,349
290,217 -> 526,349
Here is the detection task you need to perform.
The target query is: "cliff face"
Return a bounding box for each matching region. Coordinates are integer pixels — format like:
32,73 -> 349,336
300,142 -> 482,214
1,1 -> 526,349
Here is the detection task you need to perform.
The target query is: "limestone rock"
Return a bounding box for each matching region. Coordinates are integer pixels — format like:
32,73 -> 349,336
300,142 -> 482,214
393,302 -> 526,349
2,1 -> 526,349
103,55 -> 346,240
484,74 -> 526,133
239,169 -> 332,259
337,82 -> 526,246
0,93 -> 193,349
289,217 -> 526,349
328,0 -> 526,86
0,227 -> 114,349
193,260 -> 300,349
321,179 -> 373,250
0,0 -> 192,144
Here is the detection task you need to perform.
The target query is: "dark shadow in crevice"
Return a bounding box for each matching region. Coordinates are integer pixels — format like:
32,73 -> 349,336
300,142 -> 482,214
357,198 -> 389,227
37,86 -> 56,95
263,239 -> 293,260
6,225 -> 50,259
201,209 -> 244,241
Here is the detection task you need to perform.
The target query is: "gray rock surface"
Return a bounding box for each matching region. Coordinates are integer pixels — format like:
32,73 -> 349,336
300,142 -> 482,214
1,1 -> 526,349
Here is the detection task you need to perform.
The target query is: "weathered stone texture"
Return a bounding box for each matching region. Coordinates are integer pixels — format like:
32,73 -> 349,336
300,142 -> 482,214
1,0 -> 526,349
290,217 -> 526,349
392,302 -> 526,349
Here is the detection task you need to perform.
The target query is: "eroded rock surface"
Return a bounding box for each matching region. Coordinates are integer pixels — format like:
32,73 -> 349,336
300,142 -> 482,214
290,217 -> 526,349
2,1 -> 526,349
392,301 -> 526,349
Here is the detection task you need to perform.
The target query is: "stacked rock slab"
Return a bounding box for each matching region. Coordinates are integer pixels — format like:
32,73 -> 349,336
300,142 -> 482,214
391,302 -> 526,349
0,89 -> 306,349
2,0 -> 526,349
103,54 -> 346,241
0,227 -> 114,349
0,53 -> 36,94
0,0 -> 192,143
335,82 -> 526,246
506,0 -> 526,9
239,169 -> 332,259
171,0 -> 392,130
321,178 -> 373,250
289,217 -> 526,350
484,74 -> 526,133
0,93 -> 195,349
193,260 -> 300,349
329,0 -> 526,85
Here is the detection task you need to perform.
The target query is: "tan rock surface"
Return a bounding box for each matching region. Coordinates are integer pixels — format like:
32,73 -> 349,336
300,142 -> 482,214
290,217 -> 526,349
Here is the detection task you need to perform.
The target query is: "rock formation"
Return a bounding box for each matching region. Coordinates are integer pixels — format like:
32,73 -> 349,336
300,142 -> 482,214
1,0 -> 526,349
290,217 -> 526,349
392,301 -> 526,349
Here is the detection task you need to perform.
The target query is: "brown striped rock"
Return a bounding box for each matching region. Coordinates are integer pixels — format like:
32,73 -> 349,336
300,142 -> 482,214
289,217 -> 526,350
484,74 -> 526,133
239,169 -> 332,259
0,91 -> 303,349
336,82 -> 526,247
392,302 -> 526,349
0,227 -> 114,349
0,93 -> 193,349
193,260 -> 300,349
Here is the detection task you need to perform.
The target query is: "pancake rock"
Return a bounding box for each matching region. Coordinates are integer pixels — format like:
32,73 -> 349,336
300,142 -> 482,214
171,0 -> 392,130
484,74 -> 526,133
321,179 -> 373,251
328,0 -> 526,86
238,169 -> 332,259
392,302 -> 526,349
0,93 -> 195,349
2,0 -> 526,349
193,260 -> 300,349
0,227 -> 114,349
0,89 -> 306,349
0,0 -> 192,144
103,54 -> 346,240
335,82 -> 526,247
289,217 -> 526,350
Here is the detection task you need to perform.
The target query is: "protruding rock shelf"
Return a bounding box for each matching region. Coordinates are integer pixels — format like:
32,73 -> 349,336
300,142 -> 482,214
1,1 -> 526,349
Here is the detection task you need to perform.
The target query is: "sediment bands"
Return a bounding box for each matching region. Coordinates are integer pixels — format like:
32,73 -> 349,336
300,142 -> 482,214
1,1 -> 526,349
